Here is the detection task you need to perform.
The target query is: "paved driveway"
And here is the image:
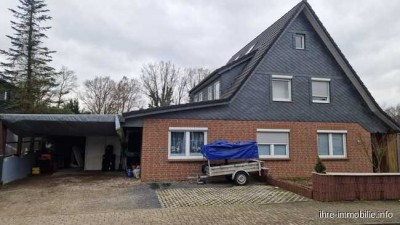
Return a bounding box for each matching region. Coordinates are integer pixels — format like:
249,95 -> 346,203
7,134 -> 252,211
0,173 -> 399,225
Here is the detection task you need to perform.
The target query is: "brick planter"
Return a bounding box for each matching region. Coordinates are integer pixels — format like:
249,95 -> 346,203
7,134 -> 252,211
312,172 -> 400,201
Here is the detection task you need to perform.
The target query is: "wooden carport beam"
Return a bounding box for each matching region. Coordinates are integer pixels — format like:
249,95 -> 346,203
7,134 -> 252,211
0,121 -> 6,156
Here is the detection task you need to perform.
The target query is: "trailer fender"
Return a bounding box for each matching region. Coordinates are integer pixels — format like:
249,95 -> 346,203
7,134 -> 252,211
231,170 -> 249,180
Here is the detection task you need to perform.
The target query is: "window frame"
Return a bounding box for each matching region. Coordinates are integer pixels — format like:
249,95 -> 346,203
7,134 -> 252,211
214,80 -> 220,100
317,130 -> 347,159
168,127 -> 208,160
312,78 -> 331,103
207,86 -> 213,100
198,92 -> 203,102
272,75 -> 293,102
295,33 -> 305,50
256,129 -> 290,159
246,44 -> 256,55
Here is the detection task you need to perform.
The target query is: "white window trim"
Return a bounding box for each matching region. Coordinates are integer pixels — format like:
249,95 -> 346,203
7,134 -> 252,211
257,129 -> 290,159
208,86 -> 212,100
198,92 -> 203,102
272,78 -> 292,102
168,127 -> 208,160
312,79 -> 330,104
295,34 -> 305,50
311,78 -> 331,82
317,131 -> 347,159
214,81 -> 220,100
272,75 -> 293,79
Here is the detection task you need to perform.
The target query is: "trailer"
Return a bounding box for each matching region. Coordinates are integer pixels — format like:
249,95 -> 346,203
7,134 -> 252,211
198,141 -> 263,185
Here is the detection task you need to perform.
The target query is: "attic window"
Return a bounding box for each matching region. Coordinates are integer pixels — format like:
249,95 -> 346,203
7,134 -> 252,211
246,44 -> 255,55
295,34 -> 305,49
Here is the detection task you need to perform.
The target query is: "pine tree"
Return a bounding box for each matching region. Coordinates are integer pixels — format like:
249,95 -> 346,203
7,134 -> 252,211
0,0 -> 56,113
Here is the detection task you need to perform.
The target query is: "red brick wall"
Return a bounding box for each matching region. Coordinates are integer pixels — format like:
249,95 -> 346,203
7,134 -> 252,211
141,119 -> 372,181
312,173 -> 400,201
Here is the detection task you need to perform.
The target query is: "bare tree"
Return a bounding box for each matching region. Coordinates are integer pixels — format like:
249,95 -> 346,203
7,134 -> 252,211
185,67 -> 211,91
141,61 -> 179,107
113,76 -> 141,113
358,133 -> 388,173
175,74 -> 188,105
384,104 -> 400,124
53,66 -> 77,108
81,76 -> 117,114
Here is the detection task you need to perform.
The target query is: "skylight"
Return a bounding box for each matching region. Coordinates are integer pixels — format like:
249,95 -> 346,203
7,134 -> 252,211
246,44 -> 256,54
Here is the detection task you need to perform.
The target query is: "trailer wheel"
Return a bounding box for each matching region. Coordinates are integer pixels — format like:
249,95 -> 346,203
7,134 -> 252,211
234,171 -> 248,186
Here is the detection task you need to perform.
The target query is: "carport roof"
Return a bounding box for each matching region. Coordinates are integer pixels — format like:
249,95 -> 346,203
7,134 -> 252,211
0,114 -> 122,137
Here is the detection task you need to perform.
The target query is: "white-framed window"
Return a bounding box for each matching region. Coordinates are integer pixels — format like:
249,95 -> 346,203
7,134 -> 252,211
198,92 -> 203,102
168,127 -> 208,159
214,81 -> 220,100
312,78 -> 330,103
272,75 -> 292,102
295,33 -> 305,49
208,86 -> 213,100
317,130 -> 347,158
256,129 -> 290,159
193,95 -> 198,102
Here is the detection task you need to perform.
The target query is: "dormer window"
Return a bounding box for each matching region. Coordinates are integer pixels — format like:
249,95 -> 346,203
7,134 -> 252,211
214,80 -> 220,100
295,34 -> 305,49
208,86 -> 213,100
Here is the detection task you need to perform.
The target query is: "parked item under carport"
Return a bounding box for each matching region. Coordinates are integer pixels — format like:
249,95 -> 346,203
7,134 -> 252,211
198,141 -> 264,185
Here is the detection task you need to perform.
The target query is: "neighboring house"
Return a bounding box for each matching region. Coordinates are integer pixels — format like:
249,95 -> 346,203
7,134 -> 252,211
123,0 -> 400,181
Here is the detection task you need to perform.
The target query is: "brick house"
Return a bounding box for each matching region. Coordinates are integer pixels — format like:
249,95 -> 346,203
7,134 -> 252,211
123,1 -> 400,181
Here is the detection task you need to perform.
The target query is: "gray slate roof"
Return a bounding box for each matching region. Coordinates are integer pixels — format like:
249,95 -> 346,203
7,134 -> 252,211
124,1 -> 400,132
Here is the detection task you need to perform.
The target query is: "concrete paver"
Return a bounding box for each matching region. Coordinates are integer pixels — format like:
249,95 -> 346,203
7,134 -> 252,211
0,201 -> 399,225
1,173 -> 399,225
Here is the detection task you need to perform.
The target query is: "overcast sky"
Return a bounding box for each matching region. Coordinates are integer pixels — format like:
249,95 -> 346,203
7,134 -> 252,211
0,0 -> 399,106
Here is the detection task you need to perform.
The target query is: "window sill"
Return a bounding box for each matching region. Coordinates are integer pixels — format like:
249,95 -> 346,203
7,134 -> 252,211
319,157 -> 348,161
259,157 -> 290,161
312,100 -> 330,104
168,158 -> 204,162
272,100 -> 292,102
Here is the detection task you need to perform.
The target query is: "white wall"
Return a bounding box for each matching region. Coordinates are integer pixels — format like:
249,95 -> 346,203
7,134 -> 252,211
84,136 -> 121,170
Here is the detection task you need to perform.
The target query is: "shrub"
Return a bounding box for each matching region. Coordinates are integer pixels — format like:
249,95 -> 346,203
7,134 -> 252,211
314,157 -> 326,173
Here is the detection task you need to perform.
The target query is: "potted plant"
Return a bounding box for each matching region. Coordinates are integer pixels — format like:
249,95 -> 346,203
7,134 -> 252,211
314,156 -> 326,173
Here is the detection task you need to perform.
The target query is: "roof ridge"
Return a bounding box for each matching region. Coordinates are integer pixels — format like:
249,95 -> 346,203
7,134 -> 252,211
221,1 -> 305,99
227,1 -> 306,64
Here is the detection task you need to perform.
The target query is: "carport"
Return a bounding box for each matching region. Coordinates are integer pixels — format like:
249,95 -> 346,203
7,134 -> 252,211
0,114 -> 124,184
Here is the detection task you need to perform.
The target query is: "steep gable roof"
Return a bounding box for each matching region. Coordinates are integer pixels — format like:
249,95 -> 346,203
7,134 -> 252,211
124,1 -> 400,131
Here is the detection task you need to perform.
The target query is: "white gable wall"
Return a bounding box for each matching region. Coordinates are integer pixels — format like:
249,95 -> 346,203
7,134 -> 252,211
84,136 -> 121,170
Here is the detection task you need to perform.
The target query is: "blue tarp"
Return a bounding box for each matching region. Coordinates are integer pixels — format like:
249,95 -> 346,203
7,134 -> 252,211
201,141 -> 259,160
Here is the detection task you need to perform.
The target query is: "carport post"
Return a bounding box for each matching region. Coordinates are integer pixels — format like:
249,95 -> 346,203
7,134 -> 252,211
17,136 -> 22,156
0,122 -> 6,156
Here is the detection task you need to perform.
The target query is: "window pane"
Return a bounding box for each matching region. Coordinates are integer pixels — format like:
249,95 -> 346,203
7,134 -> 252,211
214,81 -> 220,100
332,134 -> 344,155
170,132 -> 185,156
208,86 -> 212,100
312,81 -> 329,100
258,144 -> 270,155
272,80 -> 290,100
274,144 -> 287,155
257,132 -> 288,144
190,132 -> 204,156
318,134 -> 329,155
295,34 -> 304,49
